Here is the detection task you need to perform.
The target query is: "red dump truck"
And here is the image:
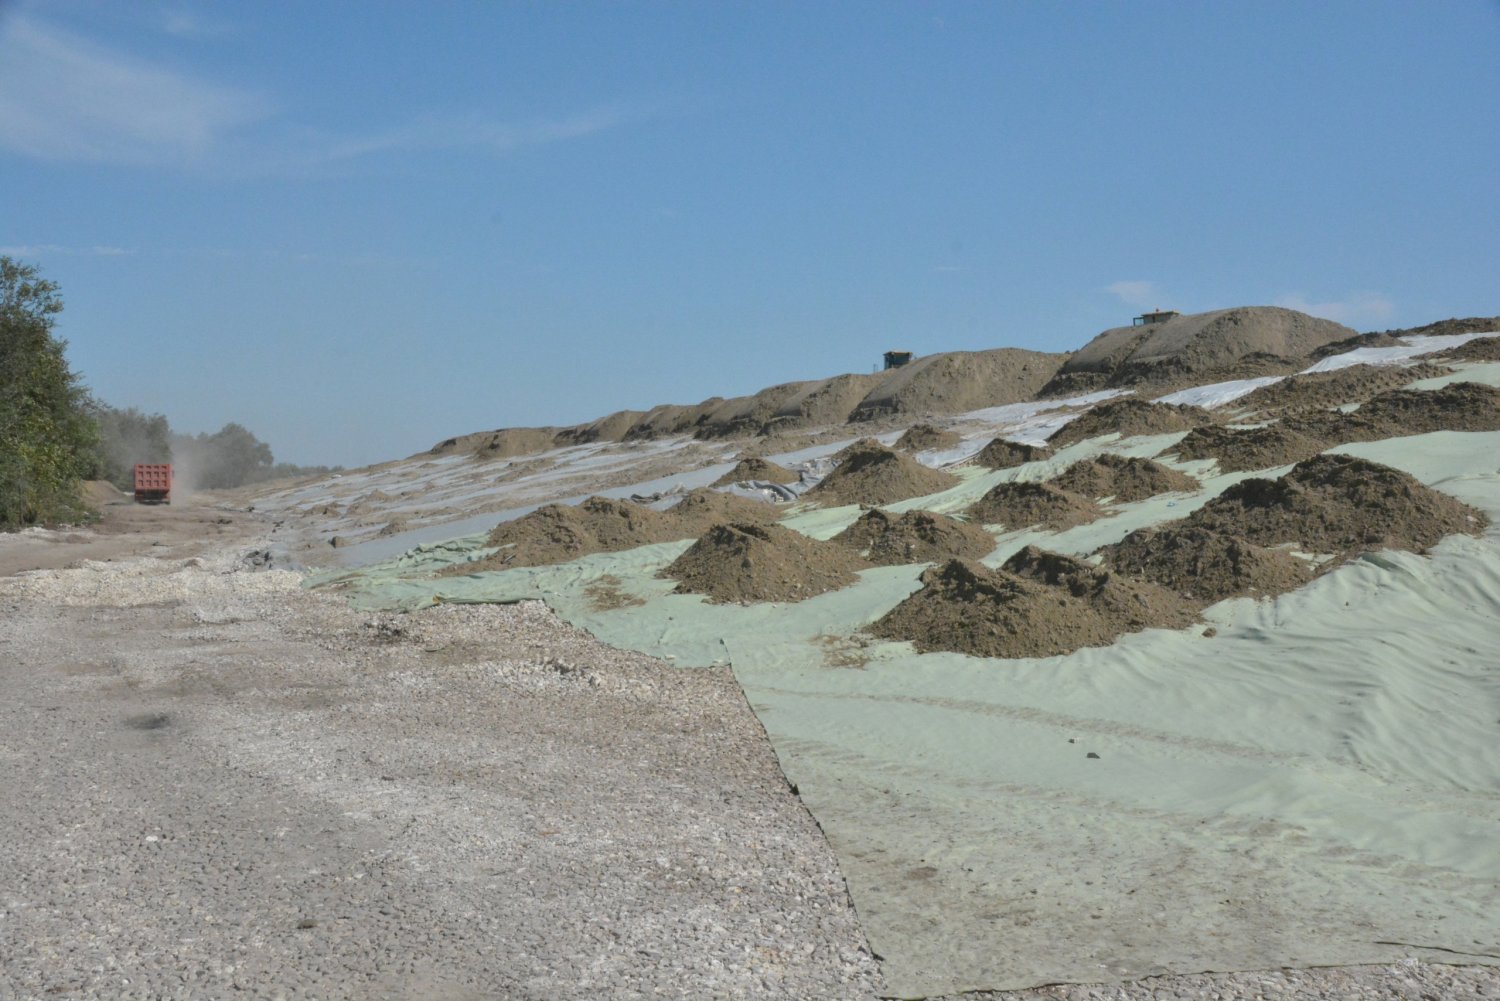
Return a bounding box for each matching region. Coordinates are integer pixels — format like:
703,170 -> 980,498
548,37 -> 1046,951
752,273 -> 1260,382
133,464 -> 173,505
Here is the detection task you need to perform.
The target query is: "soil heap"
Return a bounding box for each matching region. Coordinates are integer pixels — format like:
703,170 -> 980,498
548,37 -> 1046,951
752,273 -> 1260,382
1048,398 -> 1214,448
869,548 -> 1197,659
804,440 -> 959,507
456,496 -> 681,571
1277,383 -> 1500,447
965,481 -> 1102,531
849,348 -> 1066,421
1234,363 -> 1446,415
1168,424 -> 1327,472
711,457 -> 800,487
1101,525 -> 1315,604
1043,306 -> 1354,395
661,522 -> 872,604
973,439 -> 1052,470
669,488 -> 779,530
893,424 -> 962,453
1185,454 -> 1488,557
832,509 -> 995,566
1050,454 -> 1198,503
1437,336 -> 1500,362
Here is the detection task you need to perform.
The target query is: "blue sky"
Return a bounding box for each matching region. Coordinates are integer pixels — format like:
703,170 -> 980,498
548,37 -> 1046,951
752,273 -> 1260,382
2,1 -> 1497,467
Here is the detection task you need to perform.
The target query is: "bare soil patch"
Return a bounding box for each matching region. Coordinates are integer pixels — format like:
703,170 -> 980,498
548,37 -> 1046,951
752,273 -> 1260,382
893,424 -> 962,453
868,548 -> 1197,659
1235,363 -> 1447,414
1101,525 -> 1315,604
711,457 -> 800,487
661,522 -> 872,604
964,481 -> 1103,532
1168,424 -> 1327,472
1436,335 -> 1500,362
804,440 -> 959,507
973,439 -> 1052,470
832,509 -> 995,566
1185,454 -> 1488,557
1048,399 -> 1213,448
1050,454 -> 1198,503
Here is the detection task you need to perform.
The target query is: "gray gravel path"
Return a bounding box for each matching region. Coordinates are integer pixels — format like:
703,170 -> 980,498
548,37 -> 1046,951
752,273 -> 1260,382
2,526 -> 1496,999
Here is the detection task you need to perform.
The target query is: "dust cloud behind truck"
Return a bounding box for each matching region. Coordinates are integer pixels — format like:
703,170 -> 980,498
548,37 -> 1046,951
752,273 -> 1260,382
132,464 -> 172,505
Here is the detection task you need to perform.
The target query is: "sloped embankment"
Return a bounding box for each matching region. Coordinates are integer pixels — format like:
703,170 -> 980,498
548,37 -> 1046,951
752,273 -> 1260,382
662,522 -> 872,604
849,348 -> 1066,421
964,481 -> 1102,531
869,548 -> 1198,659
1047,398 -> 1213,448
832,509 -> 994,566
804,440 -> 958,507
973,438 -> 1052,470
1049,454 -> 1198,503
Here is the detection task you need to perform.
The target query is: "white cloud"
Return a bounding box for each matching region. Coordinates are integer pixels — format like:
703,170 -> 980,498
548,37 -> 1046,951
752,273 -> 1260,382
0,15 -> 644,174
0,15 -> 269,166
1275,290 -> 1396,328
1104,280 -> 1164,310
0,243 -> 133,258
161,9 -> 237,38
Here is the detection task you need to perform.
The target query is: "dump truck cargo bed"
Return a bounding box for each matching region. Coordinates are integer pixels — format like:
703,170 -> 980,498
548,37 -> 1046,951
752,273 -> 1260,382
133,463 -> 172,505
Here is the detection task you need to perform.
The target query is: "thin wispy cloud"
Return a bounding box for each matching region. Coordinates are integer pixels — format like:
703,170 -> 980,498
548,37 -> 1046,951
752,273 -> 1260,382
0,243 -> 132,258
1103,280 -> 1166,310
160,8 -> 237,39
0,14 -> 647,175
0,15 -> 269,166
1275,290 -> 1395,328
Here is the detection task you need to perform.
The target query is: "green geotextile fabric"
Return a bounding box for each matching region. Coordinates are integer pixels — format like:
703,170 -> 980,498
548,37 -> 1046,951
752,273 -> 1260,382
308,429 -> 1500,998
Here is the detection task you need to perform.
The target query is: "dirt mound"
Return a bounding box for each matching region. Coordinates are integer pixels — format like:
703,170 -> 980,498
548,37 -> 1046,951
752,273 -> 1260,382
1050,454 -> 1198,503
893,423 -> 961,453
868,549 -> 1197,659
832,508 -> 995,566
553,409 -> 649,447
765,373 -> 886,434
668,488 -> 778,531
457,496 -> 681,571
1102,525 -> 1315,604
661,522 -> 872,604
973,438 -> 1052,470
849,348 -> 1066,421
1168,424 -> 1327,472
965,481 -> 1102,531
81,480 -> 127,507
1047,398 -> 1213,448
1308,331 -> 1407,360
1371,316 -> 1500,341
1047,307 -> 1354,392
1437,336 -> 1500,362
622,398 -> 726,440
430,426 -> 559,459
804,440 -> 959,507
1357,382 -> 1500,434
1235,364 -> 1447,414
711,457 -> 800,487
695,381 -> 819,439
1186,454 -> 1488,557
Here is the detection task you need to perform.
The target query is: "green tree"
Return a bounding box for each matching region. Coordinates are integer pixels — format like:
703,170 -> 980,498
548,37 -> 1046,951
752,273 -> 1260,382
0,257 -> 98,528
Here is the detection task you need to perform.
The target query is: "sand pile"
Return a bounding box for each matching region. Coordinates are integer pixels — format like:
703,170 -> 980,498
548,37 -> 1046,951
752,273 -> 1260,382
456,496 -> 680,570
661,522 -> 872,604
694,381 -> 820,439
832,509 -> 995,566
1102,525 -> 1315,604
849,348 -> 1065,421
973,438 -> 1052,470
1235,363 -> 1447,414
711,457 -> 800,487
429,426 -> 559,458
1049,454 -> 1198,503
1436,336 -> 1500,362
1356,382 -> 1500,434
893,424 -> 961,453
1044,307 -> 1354,394
1186,454 -> 1488,557
804,440 -> 959,507
965,481 -> 1102,531
1047,398 -> 1213,448
1168,424 -> 1327,472
668,488 -> 778,530
869,548 -> 1197,659
765,373 -> 886,435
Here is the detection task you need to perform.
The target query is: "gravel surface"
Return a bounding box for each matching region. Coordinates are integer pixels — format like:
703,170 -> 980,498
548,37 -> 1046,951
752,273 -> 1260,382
2,510 -> 1497,1000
